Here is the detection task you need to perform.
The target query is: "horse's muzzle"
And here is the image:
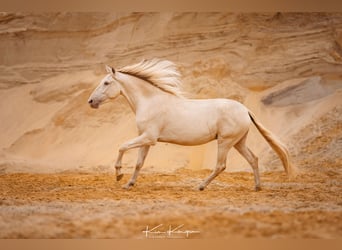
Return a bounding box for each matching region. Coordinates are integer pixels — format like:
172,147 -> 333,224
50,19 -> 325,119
88,99 -> 99,109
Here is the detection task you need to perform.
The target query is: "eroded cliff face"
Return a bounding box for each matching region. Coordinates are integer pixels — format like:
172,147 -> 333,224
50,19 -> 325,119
0,12 -> 341,173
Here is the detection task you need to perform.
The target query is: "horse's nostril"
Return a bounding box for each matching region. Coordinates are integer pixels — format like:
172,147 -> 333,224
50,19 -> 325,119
88,99 -> 93,104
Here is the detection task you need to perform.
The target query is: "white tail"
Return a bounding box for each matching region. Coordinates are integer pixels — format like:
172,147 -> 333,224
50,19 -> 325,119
248,111 -> 293,177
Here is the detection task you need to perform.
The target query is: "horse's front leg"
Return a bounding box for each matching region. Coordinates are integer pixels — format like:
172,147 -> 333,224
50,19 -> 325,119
114,133 -> 155,184
124,145 -> 150,189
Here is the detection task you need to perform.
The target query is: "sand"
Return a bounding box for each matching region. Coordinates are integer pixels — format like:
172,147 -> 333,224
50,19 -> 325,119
0,12 -> 341,238
0,168 -> 341,238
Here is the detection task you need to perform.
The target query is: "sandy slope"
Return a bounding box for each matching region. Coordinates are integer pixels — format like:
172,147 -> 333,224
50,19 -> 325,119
0,12 -> 341,174
0,12 -> 341,238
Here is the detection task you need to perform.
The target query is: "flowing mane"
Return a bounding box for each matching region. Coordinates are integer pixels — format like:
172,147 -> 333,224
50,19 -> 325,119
118,59 -> 183,97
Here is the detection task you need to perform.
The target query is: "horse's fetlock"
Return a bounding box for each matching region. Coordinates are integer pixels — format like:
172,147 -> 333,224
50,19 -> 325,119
219,165 -> 226,171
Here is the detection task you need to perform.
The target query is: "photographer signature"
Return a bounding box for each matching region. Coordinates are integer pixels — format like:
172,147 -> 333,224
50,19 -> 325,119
142,224 -> 200,239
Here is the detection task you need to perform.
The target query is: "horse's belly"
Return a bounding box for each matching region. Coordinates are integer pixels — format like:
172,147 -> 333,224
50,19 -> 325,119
158,134 -> 215,146
158,120 -> 218,146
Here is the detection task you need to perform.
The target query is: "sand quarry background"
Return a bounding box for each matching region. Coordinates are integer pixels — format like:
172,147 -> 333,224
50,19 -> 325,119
0,12 -> 341,238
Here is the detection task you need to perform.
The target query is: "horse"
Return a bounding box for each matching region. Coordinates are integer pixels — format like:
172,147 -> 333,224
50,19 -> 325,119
88,59 -> 293,191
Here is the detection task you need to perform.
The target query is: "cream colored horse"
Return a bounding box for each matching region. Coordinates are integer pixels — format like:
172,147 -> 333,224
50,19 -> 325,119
88,59 -> 292,191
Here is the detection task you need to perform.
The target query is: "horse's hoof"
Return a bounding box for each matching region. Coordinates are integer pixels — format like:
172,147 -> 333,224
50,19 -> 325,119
123,183 -> 134,190
255,186 -> 262,192
198,185 -> 205,191
116,174 -> 124,181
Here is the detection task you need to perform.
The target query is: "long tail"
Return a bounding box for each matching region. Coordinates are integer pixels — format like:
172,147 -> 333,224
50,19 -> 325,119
248,110 -> 293,176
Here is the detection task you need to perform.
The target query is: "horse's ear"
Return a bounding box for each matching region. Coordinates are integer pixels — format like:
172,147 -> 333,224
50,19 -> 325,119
105,65 -> 115,74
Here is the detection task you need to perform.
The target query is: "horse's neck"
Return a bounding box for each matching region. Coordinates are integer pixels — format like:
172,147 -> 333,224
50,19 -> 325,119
115,72 -> 168,113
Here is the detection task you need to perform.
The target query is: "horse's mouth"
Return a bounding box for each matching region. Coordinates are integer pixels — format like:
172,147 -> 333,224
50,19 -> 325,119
90,102 -> 100,109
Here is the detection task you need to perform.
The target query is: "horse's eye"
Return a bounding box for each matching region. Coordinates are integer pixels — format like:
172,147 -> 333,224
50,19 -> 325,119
104,82 -> 110,86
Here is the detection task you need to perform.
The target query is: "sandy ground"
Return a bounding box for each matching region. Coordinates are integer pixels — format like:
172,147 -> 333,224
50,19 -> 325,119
0,166 -> 341,239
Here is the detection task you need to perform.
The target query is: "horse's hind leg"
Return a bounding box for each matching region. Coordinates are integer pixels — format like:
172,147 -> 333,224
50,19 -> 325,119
234,132 -> 261,191
199,139 -> 231,191
124,145 -> 150,189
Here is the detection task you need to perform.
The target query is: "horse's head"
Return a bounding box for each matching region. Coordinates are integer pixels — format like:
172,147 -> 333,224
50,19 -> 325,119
88,65 -> 121,109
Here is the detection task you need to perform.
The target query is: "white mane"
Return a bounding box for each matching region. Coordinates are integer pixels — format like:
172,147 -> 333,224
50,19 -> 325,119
118,59 -> 183,97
